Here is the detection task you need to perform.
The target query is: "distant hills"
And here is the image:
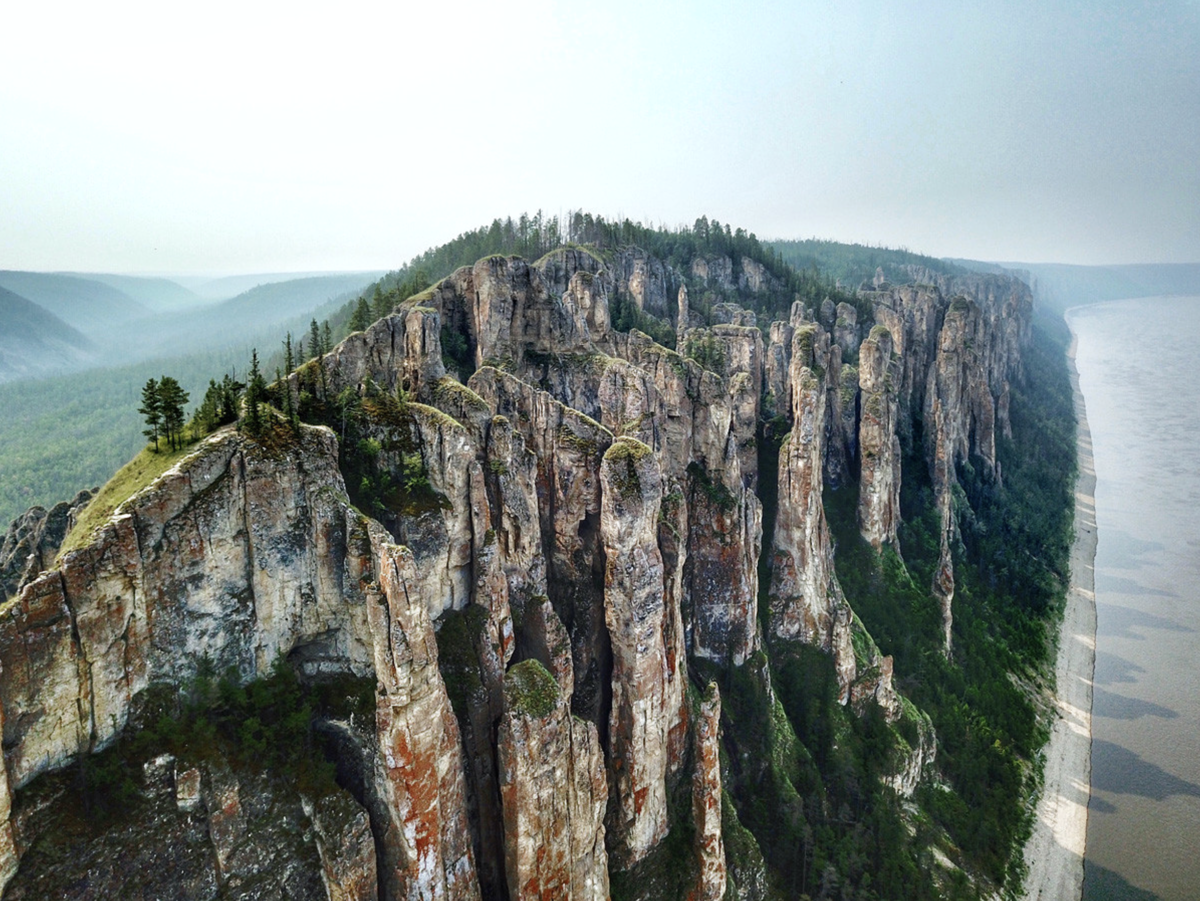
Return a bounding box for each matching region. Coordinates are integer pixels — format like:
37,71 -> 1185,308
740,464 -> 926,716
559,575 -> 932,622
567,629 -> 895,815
178,271 -> 378,302
950,261 -> 1200,316
0,286 -> 94,381
74,273 -> 207,312
0,270 -> 383,384
0,271 -> 150,338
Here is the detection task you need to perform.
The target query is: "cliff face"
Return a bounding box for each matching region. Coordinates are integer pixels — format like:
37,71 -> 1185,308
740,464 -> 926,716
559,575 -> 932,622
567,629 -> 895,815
0,242 -> 1031,899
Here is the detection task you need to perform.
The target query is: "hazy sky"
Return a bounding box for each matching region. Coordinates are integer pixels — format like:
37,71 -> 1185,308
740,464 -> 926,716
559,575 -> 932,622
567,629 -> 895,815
2,0 -> 1197,273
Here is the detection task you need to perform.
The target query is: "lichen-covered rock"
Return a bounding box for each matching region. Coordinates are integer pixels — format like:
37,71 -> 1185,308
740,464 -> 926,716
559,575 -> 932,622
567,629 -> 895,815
689,683 -> 725,901
857,325 -> 901,550
6,748 -> 368,901
498,660 -> 608,901
0,425 -> 479,899
369,542 -> 480,901
601,438 -> 670,865
303,790 -> 379,901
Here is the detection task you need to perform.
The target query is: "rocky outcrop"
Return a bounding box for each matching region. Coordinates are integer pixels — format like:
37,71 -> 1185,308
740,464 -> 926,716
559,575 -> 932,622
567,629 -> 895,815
0,240 -> 1033,898
498,660 -> 608,901
767,348 -> 856,698
690,683 -> 725,901
601,438 -> 672,866
857,325 -> 901,550
1,488 -> 94,601
0,425 -> 479,900
5,748 -> 374,901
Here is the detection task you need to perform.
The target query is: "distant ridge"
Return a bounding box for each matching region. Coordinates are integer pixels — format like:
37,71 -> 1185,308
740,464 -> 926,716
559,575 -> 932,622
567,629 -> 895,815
948,260 -> 1200,315
0,286 -> 93,383
181,270 -> 385,302
71,273 -> 207,312
0,271 -> 149,336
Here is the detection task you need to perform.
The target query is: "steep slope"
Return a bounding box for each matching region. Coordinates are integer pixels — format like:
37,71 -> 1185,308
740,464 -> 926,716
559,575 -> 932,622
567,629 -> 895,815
0,287 -> 94,383
0,272 -> 150,337
0,232 -> 1064,901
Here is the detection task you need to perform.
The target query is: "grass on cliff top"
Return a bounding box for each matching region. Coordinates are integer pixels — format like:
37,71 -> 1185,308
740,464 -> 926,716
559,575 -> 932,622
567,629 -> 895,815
57,441 -> 197,560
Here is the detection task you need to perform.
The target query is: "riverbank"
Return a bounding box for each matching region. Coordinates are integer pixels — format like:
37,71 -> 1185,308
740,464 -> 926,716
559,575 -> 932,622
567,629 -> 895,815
1022,329 -> 1098,900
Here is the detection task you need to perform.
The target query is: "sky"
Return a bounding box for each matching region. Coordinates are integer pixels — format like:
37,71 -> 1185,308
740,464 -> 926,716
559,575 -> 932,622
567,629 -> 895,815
1,0 -> 1197,273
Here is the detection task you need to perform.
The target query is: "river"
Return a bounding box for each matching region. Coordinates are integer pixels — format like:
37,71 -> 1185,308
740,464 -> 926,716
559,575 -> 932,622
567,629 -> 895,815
1068,296 -> 1200,901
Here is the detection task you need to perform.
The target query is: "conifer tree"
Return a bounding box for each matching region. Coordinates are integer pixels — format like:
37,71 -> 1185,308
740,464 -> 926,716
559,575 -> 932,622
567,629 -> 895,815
139,378 -> 162,451
350,296 -> 372,332
246,349 -> 265,434
157,376 -> 189,451
309,319 -> 327,400
320,321 -> 332,398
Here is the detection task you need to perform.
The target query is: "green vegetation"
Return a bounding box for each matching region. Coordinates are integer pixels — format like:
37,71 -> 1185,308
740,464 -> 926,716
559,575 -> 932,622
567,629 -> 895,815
682,331 -> 726,375
604,437 -> 653,499
20,658 -> 374,832
610,288 -> 677,348
686,460 -> 736,514
503,659 -> 560,718
811,322 -> 1075,892
770,238 -> 966,290
435,605 -> 490,719
57,442 -> 199,559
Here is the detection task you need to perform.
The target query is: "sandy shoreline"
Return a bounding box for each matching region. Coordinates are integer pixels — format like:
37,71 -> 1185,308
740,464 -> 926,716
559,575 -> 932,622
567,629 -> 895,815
1022,328 -> 1098,900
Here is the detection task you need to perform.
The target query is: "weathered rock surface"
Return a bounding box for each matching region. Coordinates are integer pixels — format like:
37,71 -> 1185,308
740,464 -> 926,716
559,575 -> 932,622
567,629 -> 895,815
857,325 -> 901,550
0,240 -> 1032,899
690,683 -> 726,901
0,425 -> 478,900
498,660 -> 608,901
5,749 -> 373,901
601,438 -> 672,866
0,488 -> 95,601
768,325 -> 856,697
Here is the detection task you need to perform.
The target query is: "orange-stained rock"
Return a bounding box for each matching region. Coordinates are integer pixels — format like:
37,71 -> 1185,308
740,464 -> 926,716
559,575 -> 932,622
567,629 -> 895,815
601,438 -> 670,866
498,660 -> 608,901
689,683 -> 725,901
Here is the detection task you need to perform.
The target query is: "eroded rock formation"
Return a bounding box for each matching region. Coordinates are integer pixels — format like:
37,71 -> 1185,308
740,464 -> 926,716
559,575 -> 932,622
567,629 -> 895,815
0,239 -> 1031,898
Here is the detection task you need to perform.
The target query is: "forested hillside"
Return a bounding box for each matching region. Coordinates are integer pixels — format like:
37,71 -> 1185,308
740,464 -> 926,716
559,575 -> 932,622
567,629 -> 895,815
0,274 -> 378,523
0,287 -> 94,382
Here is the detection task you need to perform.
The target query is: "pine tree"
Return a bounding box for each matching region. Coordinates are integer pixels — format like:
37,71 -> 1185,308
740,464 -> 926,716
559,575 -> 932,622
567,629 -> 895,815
308,319 -> 327,400
139,378 -> 162,451
320,322 -> 332,399
157,376 -> 189,451
246,349 -> 265,434
220,373 -> 241,425
350,297 -> 372,333
309,319 -> 321,362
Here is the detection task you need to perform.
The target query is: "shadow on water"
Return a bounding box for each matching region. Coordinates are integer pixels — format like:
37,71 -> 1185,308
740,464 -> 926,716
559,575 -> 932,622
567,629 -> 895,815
1100,531 -> 1165,571
1096,603 -> 1194,640
1084,860 -> 1160,901
1091,740 -> 1200,801
1092,650 -> 1146,686
1091,685 -> 1178,721
1095,572 -> 1178,598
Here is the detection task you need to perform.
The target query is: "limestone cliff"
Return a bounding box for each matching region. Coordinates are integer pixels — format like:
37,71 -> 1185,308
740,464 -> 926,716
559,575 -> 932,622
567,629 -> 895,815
0,236 -> 1033,900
